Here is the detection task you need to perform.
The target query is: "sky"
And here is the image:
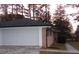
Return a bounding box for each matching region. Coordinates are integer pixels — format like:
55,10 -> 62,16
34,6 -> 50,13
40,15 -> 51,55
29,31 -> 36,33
0,0 -> 79,32
0,0 -> 79,4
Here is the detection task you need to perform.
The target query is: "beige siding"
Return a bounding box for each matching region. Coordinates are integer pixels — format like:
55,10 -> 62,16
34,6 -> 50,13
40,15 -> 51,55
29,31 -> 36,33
42,28 -> 54,48
42,28 -> 46,48
47,32 -> 54,47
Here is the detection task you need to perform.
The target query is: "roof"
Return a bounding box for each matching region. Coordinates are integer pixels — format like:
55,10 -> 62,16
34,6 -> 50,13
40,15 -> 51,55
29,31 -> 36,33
0,18 -> 52,28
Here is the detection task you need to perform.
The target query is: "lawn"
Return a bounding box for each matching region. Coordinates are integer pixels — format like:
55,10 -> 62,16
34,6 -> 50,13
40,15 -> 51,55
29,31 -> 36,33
69,41 -> 79,50
42,43 -> 67,50
49,43 -> 66,50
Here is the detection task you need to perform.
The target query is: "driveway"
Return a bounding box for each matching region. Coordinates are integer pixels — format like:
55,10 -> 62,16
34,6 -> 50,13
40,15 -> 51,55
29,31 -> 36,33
0,46 -> 40,54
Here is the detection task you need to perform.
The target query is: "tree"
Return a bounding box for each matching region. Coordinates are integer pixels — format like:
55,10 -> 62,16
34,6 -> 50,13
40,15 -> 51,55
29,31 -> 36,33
54,4 -> 65,16
53,17 -> 72,43
0,4 -> 26,22
0,4 -> 8,15
53,4 -> 73,43
28,4 -> 51,22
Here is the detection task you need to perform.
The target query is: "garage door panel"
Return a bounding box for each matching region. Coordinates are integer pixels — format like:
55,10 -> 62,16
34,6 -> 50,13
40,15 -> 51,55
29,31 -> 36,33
2,27 -> 39,46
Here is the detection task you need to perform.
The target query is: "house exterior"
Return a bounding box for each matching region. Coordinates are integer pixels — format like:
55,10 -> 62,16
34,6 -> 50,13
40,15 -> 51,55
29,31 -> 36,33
0,18 -> 54,48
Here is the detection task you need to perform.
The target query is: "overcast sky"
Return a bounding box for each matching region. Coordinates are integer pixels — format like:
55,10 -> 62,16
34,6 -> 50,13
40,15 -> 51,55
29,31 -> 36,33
0,0 -> 79,4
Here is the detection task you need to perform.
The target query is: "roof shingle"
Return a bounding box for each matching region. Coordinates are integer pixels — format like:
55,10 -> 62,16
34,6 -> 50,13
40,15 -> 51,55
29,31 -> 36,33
0,18 -> 52,28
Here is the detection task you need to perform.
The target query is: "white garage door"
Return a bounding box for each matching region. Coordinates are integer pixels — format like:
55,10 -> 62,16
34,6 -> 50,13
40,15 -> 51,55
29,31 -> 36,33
1,27 -> 41,46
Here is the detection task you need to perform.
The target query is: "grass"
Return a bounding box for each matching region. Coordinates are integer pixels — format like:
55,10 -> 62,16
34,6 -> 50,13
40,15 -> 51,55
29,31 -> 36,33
69,41 -> 79,51
42,43 -> 66,50
49,43 -> 66,50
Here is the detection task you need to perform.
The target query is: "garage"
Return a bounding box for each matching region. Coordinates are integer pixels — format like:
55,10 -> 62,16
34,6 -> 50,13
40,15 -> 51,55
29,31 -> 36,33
0,18 -> 51,47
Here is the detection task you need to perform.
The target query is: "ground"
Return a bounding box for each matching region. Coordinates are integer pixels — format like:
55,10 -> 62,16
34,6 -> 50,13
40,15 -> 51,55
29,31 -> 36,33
40,43 -> 79,54
47,43 -> 66,50
0,43 -> 79,54
69,41 -> 79,51
0,46 -> 40,54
